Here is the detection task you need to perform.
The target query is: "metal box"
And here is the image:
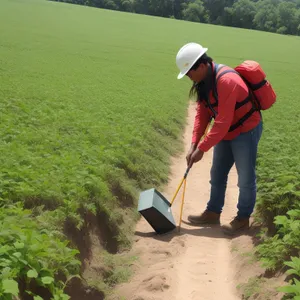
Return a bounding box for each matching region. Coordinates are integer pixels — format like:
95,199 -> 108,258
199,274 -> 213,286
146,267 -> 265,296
138,188 -> 176,234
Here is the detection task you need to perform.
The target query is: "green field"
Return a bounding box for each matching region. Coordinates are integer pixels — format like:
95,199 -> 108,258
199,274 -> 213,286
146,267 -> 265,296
1,0 -> 300,299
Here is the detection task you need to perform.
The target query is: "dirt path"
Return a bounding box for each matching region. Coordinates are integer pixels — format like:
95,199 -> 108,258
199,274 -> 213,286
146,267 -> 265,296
110,102 -> 241,300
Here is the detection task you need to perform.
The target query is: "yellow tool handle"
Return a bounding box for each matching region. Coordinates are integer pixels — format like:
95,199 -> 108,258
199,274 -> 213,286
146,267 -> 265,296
170,120 -> 210,207
178,178 -> 187,232
170,177 -> 185,206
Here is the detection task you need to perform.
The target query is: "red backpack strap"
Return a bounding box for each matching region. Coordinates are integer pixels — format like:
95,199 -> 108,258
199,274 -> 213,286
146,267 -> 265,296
214,64 -> 255,110
212,63 -> 258,132
206,64 -> 227,118
213,64 -> 238,101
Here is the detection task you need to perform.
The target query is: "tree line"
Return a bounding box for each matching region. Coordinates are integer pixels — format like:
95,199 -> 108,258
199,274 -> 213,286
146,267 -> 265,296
51,0 -> 300,36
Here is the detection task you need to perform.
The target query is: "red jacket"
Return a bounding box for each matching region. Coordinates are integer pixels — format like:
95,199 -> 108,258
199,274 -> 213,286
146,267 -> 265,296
192,62 -> 261,152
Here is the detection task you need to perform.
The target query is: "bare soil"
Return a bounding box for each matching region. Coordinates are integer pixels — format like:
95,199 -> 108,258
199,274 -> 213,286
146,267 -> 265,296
99,102 -> 286,300
108,102 -> 242,300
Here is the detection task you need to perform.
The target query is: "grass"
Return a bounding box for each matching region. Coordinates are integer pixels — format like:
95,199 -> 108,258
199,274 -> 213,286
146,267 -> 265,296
1,0 -> 300,298
237,276 -> 266,299
82,250 -> 138,297
0,0 -> 189,248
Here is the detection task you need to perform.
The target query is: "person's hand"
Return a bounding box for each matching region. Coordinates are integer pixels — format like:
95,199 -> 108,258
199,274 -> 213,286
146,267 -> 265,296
186,144 -> 196,166
188,148 -> 204,169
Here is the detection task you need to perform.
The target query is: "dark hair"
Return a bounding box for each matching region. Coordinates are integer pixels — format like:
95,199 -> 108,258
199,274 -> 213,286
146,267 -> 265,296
188,54 -> 213,101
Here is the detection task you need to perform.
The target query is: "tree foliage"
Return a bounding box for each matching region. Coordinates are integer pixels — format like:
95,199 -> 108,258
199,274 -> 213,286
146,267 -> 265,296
182,0 -> 209,23
51,0 -> 300,36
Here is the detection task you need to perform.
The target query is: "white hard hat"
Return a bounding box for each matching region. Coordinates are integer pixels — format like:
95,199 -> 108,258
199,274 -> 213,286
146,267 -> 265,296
176,42 -> 208,79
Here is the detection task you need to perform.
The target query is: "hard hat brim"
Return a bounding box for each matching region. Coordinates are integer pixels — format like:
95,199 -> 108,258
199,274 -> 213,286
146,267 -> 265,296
177,47 -> 208,79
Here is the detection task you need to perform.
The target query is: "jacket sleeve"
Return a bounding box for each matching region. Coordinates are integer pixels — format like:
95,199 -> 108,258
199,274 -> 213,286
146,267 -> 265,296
198,75 -> 241,152
191,101 -> 210,145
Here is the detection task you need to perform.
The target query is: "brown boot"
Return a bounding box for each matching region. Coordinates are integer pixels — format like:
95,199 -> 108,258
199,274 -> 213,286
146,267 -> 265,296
222,216 -> 250,235
188,210 -> 220,225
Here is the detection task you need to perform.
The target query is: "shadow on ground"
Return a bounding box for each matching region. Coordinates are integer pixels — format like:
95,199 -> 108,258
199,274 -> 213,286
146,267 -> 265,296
135,220 -> 262,242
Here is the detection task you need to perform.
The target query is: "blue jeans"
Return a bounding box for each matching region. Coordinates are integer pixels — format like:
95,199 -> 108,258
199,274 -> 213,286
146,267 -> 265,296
206,120 -> 263,218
